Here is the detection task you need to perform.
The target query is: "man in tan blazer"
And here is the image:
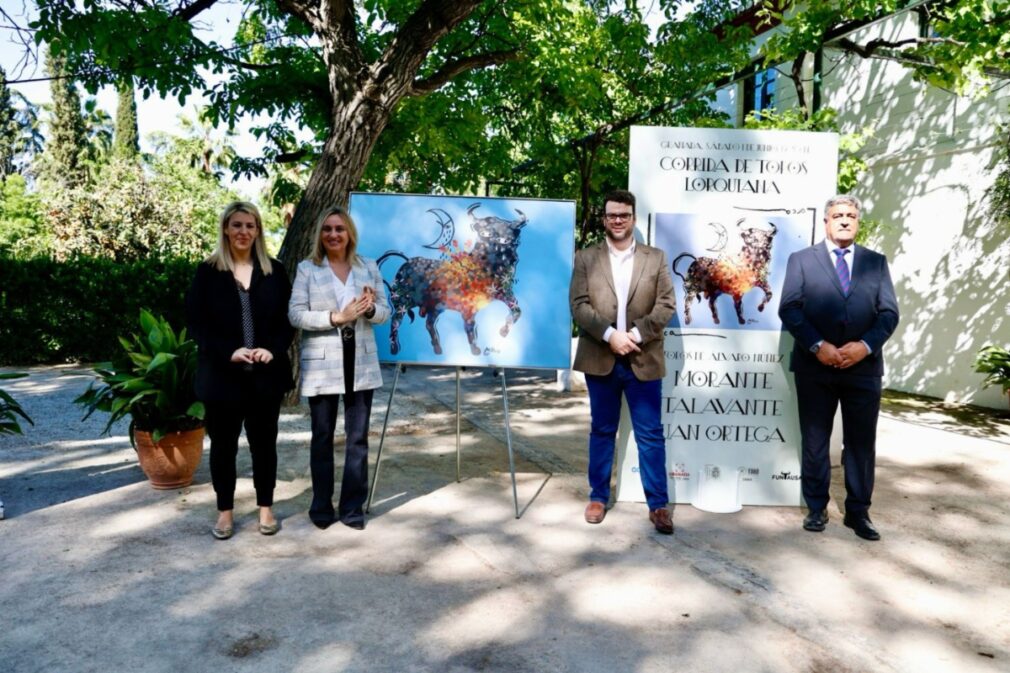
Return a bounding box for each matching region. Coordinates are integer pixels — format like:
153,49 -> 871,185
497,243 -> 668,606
570,189 -> 677,534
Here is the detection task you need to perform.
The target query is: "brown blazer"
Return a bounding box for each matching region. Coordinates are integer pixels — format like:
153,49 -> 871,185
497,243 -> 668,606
570,241 -> 677,380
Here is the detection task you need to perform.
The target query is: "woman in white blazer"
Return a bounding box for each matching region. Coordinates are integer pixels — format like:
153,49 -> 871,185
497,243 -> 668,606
288,206 -> 390,529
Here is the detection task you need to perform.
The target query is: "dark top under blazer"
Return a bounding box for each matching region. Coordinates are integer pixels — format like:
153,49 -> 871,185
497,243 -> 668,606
185,258 -> 295,401
778,243 -> 899,377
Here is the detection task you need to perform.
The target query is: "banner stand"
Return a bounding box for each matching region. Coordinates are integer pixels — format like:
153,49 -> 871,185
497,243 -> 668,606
366,365 -> 530,519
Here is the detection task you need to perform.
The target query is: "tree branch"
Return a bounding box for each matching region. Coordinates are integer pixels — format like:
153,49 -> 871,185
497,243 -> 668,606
275,0 -> 322,32
835,37 -> 1010,80
218,54 -> 283,71
174,0 -> 220,21
835,35 -> 967,59
275,149 -> 313,163
374,0 -> 483,98
410,49 -> 518,95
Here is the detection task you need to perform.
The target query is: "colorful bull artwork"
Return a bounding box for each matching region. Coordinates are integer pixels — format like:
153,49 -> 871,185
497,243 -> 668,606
672,219 -> 778,325
377,204 -> 528,356
349,192 -> 575,368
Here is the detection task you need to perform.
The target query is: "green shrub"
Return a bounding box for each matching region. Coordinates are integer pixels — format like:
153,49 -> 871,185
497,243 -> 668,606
75,310 -> 204,443
0,372 -> 33,435
0,255 -> 197,364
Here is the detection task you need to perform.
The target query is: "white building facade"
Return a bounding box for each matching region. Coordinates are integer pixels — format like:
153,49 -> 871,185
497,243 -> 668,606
727,8 -> 1010,409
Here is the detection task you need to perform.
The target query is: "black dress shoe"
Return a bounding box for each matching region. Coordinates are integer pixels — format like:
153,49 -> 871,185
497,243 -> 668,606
341,518 -> 365,530
803,508 -> 828,532
844,513 -> 881,541
310,515 -> 333,530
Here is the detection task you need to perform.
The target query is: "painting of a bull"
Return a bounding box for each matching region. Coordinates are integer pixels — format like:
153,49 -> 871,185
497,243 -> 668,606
378,204 -> 528,356
672,220 -> 777,325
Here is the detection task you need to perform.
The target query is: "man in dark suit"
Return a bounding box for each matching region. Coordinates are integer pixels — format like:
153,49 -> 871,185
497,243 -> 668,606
779,194 -> 899,540
570,189 -> 678,534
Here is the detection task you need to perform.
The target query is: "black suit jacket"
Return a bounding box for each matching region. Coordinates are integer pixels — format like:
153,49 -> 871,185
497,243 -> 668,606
185,258 -> 295,402
778,243 -> 899,377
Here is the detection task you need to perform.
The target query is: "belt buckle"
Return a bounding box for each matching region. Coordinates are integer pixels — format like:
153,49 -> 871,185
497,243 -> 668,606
341,325 -> 355,341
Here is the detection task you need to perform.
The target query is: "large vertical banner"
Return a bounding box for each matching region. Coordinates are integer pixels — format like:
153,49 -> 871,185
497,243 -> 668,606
350,193 -> 576,369
621,127 -> 839,506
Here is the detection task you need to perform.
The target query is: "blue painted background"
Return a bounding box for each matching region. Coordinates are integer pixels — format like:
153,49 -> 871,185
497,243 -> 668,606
350,192 -> 576,368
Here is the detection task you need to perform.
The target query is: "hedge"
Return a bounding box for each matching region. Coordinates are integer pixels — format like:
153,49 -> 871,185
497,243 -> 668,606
0,255 -> 198,365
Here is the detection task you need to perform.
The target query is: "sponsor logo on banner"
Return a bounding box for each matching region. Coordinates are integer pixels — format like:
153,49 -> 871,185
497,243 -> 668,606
772,471 -> 801,481
669,463 -> 690,480
740,467 -> 760,482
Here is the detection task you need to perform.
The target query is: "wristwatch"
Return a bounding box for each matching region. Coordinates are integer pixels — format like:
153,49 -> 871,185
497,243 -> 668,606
810,341 -> 822,354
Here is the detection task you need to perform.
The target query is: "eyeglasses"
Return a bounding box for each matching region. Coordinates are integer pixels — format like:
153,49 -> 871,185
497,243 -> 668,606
604,213 -> 633,222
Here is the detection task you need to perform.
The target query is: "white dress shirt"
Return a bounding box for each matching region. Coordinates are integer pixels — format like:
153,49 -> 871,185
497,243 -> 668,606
602,240 -> 642,344
825,239 -> 855,281
330,267 -> 357,311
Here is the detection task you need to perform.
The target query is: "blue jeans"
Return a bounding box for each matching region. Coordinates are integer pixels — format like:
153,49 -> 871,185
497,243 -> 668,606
585,359 -> 669,510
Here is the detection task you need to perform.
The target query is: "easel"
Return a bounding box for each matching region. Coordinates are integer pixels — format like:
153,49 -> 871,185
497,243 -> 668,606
365,365 -> 530,518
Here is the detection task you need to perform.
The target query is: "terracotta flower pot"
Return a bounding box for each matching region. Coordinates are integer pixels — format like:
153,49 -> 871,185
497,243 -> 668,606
133,427 -> 205,489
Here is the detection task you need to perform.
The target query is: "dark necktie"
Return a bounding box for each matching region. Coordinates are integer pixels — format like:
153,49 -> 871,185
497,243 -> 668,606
833,248 -> 851,295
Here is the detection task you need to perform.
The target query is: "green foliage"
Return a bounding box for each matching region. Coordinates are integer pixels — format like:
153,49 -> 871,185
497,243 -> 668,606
988,115 -> 1010,222
113,78 -> 139,160
0,372 -> 34,436
75,310 -> 204,444
24,0 -> 1008,263
758,0 -> 1010,98
40,47 -> 87,188
0,68 -> 19,178
974,345 -> 1010,395
0,255 -> 195,364
0,76 -> 43,178
44,154 -> 233,261
0,174 -> 48,257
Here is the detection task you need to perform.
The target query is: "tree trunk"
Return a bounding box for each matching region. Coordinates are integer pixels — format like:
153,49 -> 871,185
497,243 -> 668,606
278,104 -> 391,275
573,138 -> 601,248
278,99 -> 393,404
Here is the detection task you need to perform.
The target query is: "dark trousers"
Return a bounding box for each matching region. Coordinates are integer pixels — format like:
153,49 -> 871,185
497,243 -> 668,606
585,358 -> 669,511
307,335 -> 374,526
794,371 -> 882,514
205,394 -> 282,511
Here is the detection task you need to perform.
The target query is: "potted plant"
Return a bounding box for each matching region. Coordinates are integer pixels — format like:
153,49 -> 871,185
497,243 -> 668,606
76,310 -> 206,489
974,345 -> 1010,410
1,372 -> 33,436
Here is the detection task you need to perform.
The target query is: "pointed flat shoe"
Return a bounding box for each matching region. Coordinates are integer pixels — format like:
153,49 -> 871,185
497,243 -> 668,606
211,526 -> 234,540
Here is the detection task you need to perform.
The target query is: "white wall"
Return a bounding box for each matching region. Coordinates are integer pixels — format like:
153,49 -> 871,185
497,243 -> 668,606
740,12 -> 1010,409
819,13 -> 1010,409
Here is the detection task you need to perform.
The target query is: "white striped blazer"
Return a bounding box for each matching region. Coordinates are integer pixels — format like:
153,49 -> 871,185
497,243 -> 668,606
288,257 -> 391,396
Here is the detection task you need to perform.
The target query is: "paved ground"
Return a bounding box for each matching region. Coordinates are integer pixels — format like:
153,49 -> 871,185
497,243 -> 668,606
1,365 -> 1009,673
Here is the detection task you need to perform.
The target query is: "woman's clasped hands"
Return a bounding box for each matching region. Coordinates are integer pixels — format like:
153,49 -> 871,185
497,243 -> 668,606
330,286 -> 376,326
230,347 -> 275,364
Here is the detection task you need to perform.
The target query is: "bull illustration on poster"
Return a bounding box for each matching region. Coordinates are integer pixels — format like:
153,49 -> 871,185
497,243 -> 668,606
657,211 -> 813,331
350,192 -> 576,369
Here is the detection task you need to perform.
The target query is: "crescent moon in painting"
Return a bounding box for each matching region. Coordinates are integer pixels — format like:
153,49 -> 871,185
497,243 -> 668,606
423,208 -> 455,250
706,222 -> 728,252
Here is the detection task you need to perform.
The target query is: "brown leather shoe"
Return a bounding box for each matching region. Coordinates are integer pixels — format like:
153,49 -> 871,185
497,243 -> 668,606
584,501 -> 606,524
649,507 -> 674,535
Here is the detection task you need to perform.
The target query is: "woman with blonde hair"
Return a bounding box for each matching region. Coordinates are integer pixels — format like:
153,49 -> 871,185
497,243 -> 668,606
288,205 -> 389,530
186,201 -> 294,539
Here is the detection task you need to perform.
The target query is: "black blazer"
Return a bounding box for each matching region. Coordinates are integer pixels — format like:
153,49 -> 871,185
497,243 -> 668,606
185,258 -> 295,401
778,243 -> 899,377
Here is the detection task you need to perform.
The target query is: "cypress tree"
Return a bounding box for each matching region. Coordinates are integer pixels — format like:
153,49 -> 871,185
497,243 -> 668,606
0,67 -> 18,178
44,47 -> 87,187
113,77 -> 139,160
